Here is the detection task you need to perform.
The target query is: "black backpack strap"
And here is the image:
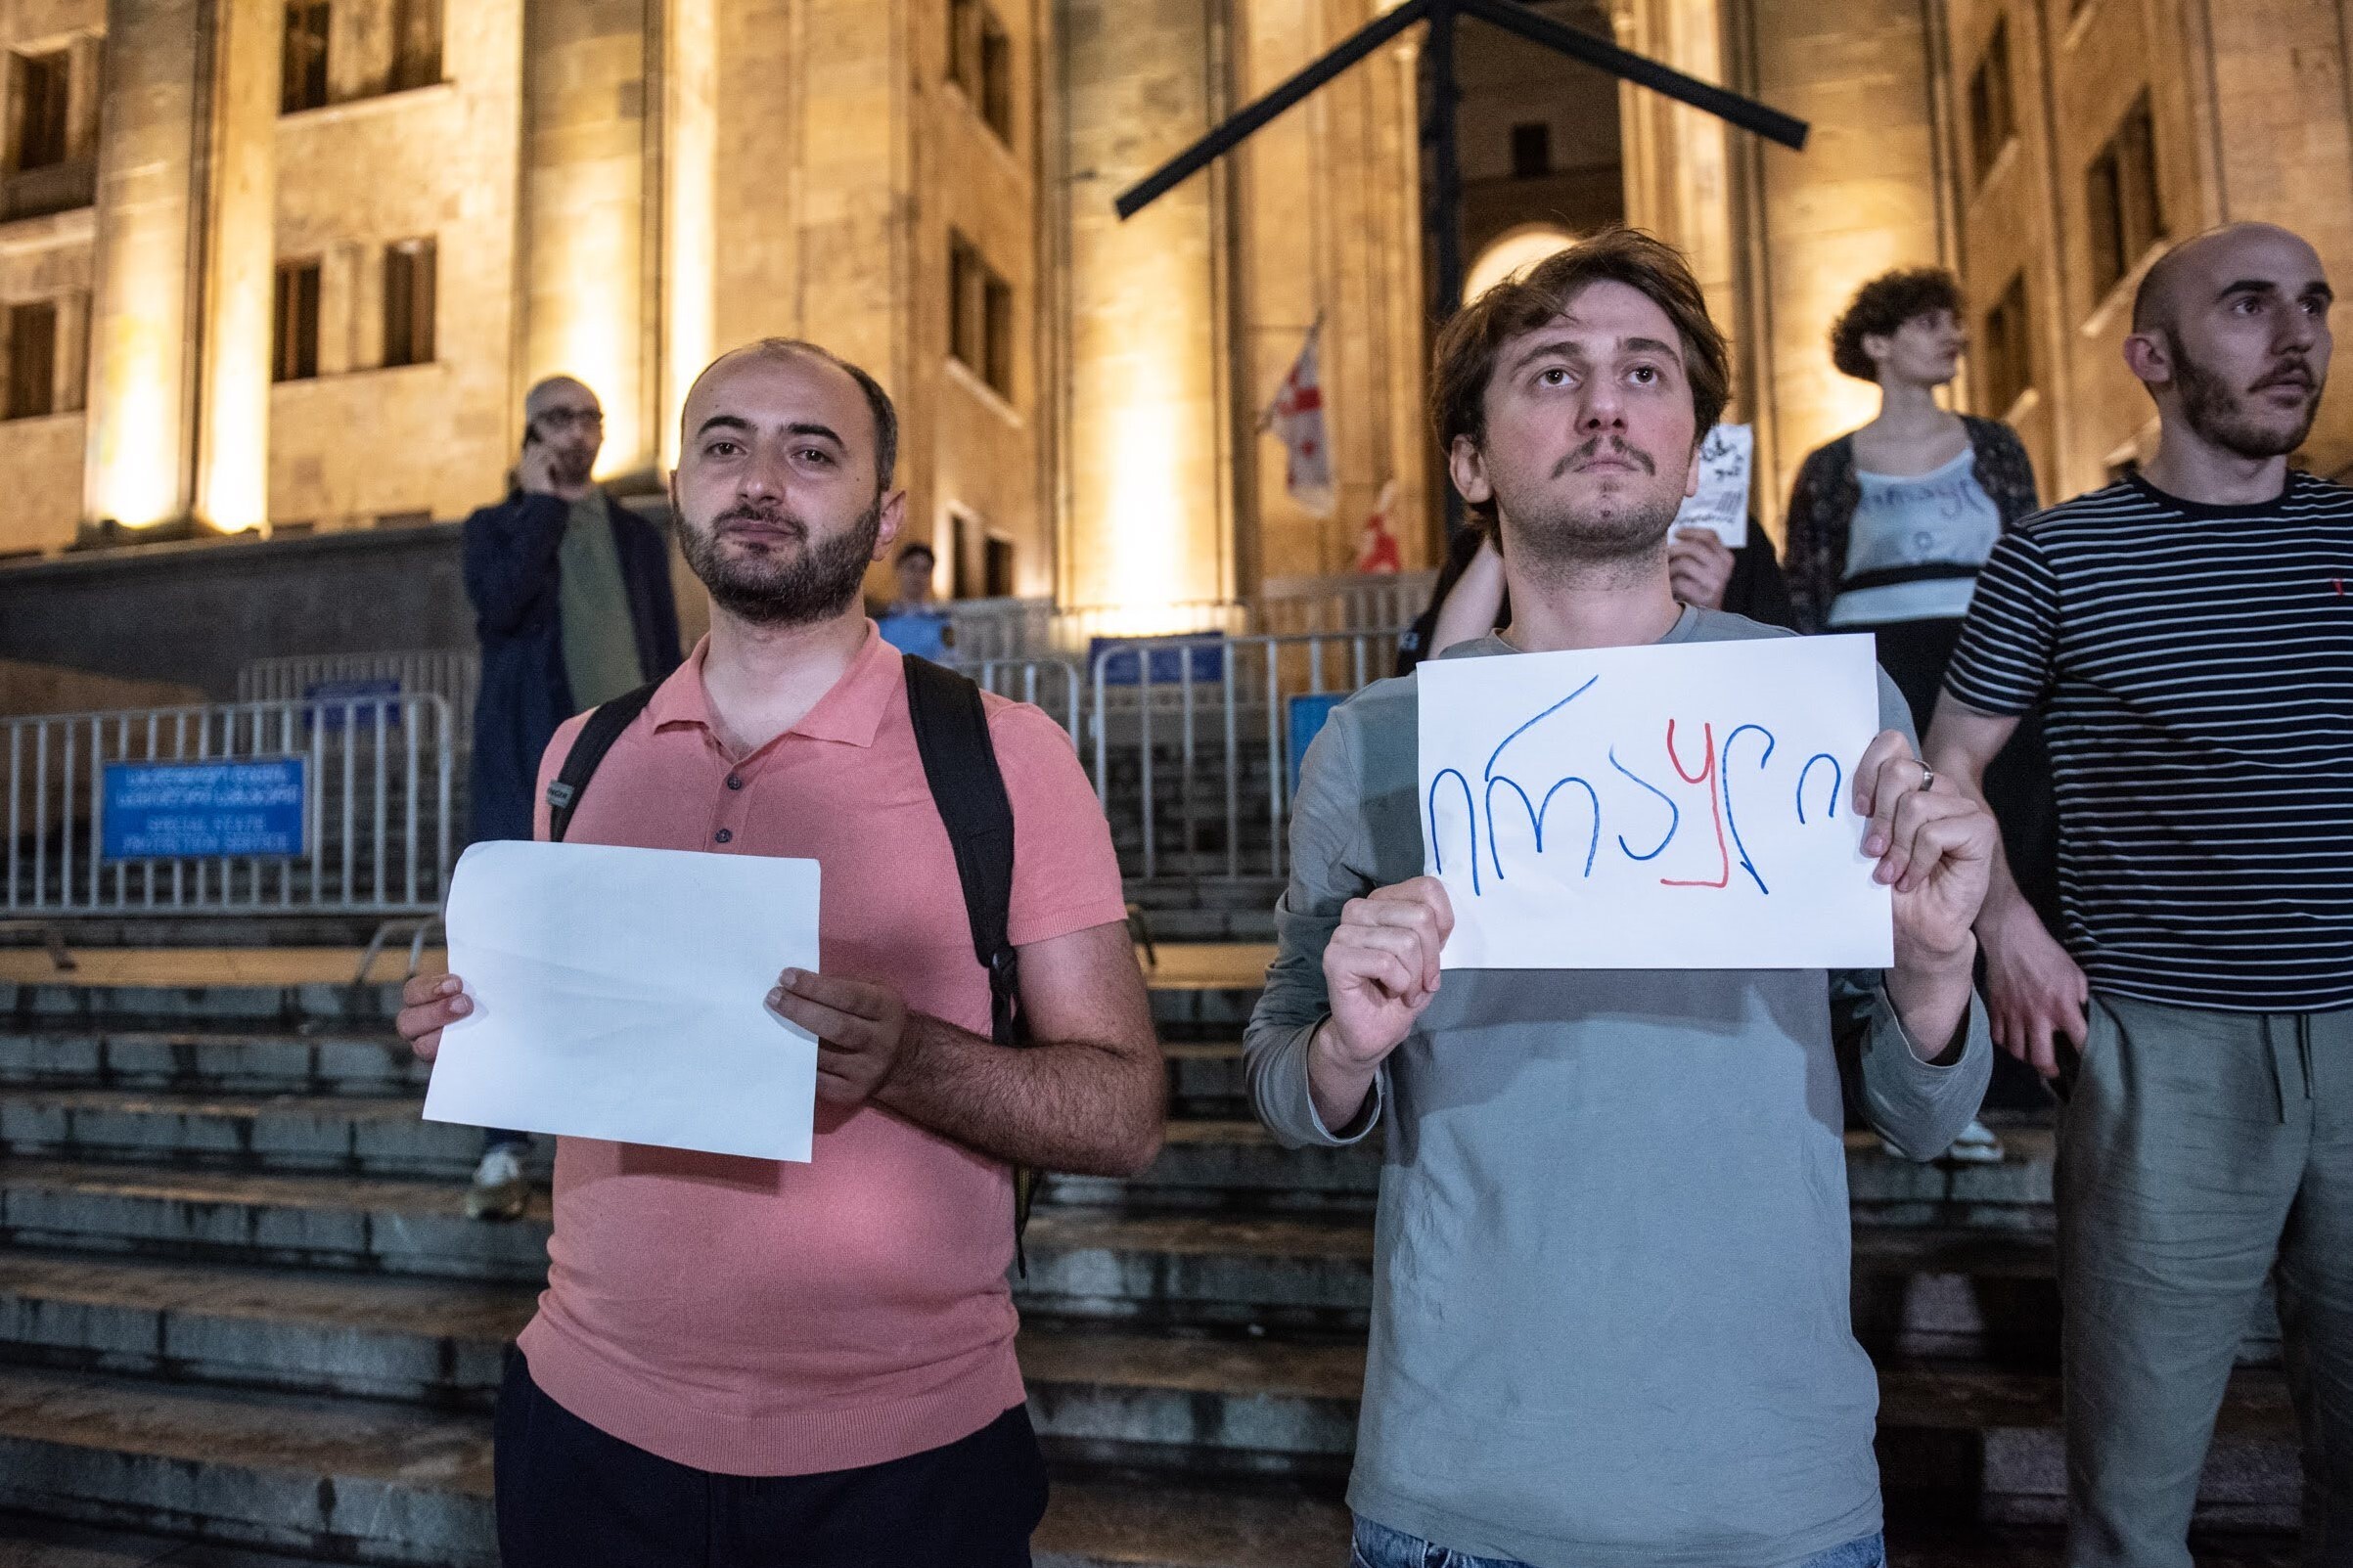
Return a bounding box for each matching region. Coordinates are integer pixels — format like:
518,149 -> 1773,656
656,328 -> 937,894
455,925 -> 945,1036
544,680 -> 663,842
901,655 -> 1021,1046
900,653 -> 1038,1270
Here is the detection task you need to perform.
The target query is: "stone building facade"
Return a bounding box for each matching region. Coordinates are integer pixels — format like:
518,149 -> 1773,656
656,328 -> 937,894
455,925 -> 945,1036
1,0 -> 2349,638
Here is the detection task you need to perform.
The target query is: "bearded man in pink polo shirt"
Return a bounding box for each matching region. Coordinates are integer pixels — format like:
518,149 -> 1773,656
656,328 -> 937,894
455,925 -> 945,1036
397,338 -> 1163,1568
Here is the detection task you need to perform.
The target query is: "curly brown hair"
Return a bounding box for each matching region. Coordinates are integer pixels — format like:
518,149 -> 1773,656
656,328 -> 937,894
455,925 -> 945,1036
1432,228 -> 1730,529
1828,268 -> 1965,382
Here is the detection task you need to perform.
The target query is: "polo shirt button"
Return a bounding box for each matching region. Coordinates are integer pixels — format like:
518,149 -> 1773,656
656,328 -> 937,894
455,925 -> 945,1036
714,829 -> 734,844
726,774 -> 744,790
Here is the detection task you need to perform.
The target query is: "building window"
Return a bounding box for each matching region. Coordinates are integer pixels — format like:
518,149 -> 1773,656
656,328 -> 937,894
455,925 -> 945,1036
282,3 -> 331,113
1966,18 -> 2014,188
949,0 -> 1015,144
383,238 -> 436,367
2086,90 -> 2161,304
949,232 -> 1015,399
1510,121 -> 1552,180
273,261 -> 322,381
982,534 -> 1016,600
4,301 -> 57,420
1979,272 -> 2032,418
6,50 -> 69,173
389,0 -> 442,91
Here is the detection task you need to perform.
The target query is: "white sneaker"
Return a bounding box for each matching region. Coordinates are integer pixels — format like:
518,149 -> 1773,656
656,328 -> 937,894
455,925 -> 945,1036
466,1145 -> 529,1221
1944,1118 -> 2005,1164
1879,1118 -> 2005,1164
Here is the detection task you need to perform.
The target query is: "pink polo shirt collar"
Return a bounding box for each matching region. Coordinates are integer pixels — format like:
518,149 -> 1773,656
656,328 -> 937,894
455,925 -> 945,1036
644,621 -> 899,752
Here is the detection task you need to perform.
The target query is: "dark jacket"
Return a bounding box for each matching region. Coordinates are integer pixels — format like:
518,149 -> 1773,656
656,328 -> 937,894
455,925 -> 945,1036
1782,415 -> 2040,635
462,489 -> 682,843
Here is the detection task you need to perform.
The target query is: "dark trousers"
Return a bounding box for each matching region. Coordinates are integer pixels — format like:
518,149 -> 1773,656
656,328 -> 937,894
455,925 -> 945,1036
495,1351 -> 1049,1567
1861,614 -> 2059,1113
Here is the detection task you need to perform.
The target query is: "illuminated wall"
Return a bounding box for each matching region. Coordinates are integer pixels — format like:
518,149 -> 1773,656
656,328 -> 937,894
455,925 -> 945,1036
1060,0 -> 1232,627
194,0 -> 278,534
1229,0 -> 1428,584
660,0 -> 716,474
83,0 -> 204,531
524,0 -> 655,482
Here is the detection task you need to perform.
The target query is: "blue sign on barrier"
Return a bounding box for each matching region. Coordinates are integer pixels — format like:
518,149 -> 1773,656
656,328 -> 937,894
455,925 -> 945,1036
1090,634 -> 1227,688
102,758 -> 308,862
1288,693 -> 1347,792
303,677 -> 403,731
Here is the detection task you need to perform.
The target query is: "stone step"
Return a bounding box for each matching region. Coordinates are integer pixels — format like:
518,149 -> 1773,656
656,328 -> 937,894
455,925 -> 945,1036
0,1357 -> 1354,1568
1876,1362 -> 2298,1531
1022,1324 -> 1359,1477
0,1364 -> 495,1566
0,1293 -> 2299,1558
0,1254 -> 1359,1472
1043,1119 -> 1379,1212
0,1089 -> 1364,1208
2,1026 -> 1244,1118
1162,1041 -> 1248,1114
0,1503 -> 2308,1568
1018,1209 -> 1374,1331
1850,1226 -> 2281,1368
0,1253 -> 531,1409
1033,1476 -> 1348,1568
0,1090 -> 520,1180
0,1161 -> 551,1283
0,980 -> 407,1030
0,1026 -> 428,1097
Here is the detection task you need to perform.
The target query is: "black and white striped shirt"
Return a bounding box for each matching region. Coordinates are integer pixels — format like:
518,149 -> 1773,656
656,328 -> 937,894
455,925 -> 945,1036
1944,470 -> 2353,1013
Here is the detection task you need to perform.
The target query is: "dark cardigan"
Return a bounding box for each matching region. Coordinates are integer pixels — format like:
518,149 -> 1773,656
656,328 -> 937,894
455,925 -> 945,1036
460,489 -> 683,844
1782,415 -> 2040,635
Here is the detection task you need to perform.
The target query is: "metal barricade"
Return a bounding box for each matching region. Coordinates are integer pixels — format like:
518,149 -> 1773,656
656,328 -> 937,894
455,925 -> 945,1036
954,656 -> 1087,744
1255,570 -> 1437,637
1089,630 -> 1398,887
940,599 -> 1059,661
3,694 -> 456,917
238,649 -> 480,748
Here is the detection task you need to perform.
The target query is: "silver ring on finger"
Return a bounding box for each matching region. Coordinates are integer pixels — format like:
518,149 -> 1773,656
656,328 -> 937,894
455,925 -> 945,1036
1917,766 -> 1937,794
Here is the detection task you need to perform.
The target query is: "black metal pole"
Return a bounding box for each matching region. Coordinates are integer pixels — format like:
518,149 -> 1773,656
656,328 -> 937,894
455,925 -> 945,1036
1423,0 -> 1465,539
1425,0 -> 1463,326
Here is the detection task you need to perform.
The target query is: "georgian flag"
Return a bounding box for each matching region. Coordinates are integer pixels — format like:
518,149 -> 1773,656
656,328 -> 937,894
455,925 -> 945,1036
1262,323 -> 1335,517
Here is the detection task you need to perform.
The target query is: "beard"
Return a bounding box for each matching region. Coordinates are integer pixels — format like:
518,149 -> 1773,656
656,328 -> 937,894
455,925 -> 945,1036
549,441 -> 597,488
2167,329 -> 2323,460
679,497 -> 882,627
1491,436 -> 1683,576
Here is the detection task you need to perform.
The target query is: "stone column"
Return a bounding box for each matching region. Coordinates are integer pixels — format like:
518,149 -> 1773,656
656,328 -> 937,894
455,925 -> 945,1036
1060,0 -> 1234,621
83,0 -> 207,531
195,0 -> 280,534
521,0 -> 656,484
660,0 -> 717,471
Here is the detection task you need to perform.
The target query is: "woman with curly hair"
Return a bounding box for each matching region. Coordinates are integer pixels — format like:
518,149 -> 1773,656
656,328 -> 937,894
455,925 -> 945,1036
1787,266 -> 2054,1152
1784,267 -> 2040,709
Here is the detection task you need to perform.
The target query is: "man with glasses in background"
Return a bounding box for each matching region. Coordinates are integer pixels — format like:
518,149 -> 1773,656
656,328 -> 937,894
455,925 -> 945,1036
458,375 -> 683,1218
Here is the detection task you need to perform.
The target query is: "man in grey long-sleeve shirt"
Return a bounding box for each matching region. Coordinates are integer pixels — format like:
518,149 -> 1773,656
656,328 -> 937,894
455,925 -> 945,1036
1246,230 -> 1996,1568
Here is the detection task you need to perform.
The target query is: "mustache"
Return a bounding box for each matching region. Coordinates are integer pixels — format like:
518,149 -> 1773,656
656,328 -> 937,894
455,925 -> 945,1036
713,507 -> 809,539
2252,359 -> 2317,393
1551,435 -> 1656,478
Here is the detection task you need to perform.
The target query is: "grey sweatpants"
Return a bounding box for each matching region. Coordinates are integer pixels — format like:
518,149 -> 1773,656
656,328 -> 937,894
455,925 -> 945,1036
2058,994 -> 2353,1567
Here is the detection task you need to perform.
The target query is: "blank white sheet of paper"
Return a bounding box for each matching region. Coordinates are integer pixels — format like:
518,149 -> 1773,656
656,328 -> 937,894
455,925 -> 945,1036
422,839 -> 822,1162
1419,634 -> 1892,970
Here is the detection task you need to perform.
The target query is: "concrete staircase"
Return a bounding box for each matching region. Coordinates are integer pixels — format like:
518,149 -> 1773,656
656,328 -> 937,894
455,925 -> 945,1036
0,958 -> 2306,1567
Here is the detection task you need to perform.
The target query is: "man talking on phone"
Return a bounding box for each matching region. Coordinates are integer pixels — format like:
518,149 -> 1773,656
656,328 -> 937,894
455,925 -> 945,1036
459,375 -> 682,1217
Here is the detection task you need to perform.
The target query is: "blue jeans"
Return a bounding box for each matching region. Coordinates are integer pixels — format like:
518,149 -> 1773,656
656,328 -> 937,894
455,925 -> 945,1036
1348,1516 -> 1886,1568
